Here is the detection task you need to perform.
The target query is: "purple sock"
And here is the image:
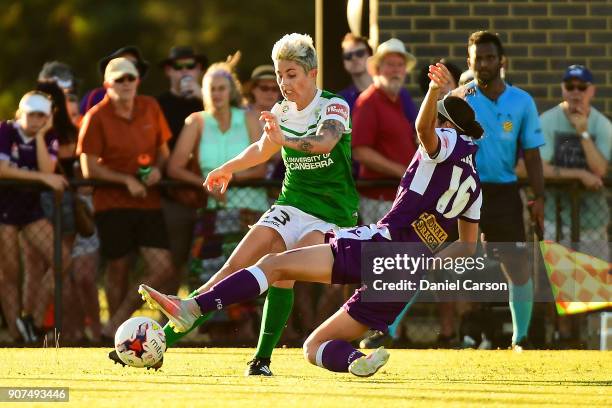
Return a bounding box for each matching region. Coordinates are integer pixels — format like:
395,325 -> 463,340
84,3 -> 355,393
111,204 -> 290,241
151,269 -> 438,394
316,340 -> 365,372
194,266 -> 268,314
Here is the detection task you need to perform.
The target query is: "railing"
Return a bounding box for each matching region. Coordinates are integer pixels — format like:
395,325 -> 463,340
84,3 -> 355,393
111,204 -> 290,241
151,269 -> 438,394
0,177 -> 609,347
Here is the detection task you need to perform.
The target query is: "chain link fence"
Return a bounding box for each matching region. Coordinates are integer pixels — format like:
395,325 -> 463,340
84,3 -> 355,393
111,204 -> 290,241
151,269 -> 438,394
0,178 -> 609,348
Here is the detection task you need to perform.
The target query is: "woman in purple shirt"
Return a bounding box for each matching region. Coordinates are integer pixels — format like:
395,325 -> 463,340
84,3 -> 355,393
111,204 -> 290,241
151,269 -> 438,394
0,91 -> 68,342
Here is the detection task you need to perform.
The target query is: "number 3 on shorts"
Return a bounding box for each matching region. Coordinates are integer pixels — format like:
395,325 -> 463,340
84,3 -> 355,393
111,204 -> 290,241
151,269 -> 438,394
436,165 -> 476,218
264,206 -> 292,226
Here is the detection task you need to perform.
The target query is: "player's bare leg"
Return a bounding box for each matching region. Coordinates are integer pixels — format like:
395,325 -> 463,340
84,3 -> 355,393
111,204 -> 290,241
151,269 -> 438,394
196,225 -> 287,293
139,244 -> 334,332
247,229 -> 324,376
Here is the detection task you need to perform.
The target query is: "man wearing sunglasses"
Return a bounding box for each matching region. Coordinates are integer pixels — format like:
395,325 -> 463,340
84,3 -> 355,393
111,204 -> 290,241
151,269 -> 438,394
157,46 -> 208,147
156,46 -> 208,319
338,34 -> 373,111
338,34 -> 418,124
539,65 -> 611,264
77,57 -> 175,346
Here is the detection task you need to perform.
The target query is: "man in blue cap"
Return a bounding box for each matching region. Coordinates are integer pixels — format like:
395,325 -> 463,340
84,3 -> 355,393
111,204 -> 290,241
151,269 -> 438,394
539,65 -> 610,260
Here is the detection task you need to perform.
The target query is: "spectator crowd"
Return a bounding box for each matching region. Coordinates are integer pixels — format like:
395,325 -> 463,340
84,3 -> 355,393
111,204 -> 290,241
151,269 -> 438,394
0,30 -> 609,349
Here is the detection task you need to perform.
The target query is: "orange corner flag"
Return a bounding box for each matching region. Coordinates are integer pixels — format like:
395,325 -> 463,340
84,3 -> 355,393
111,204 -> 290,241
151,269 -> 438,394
540,240 -> 611,315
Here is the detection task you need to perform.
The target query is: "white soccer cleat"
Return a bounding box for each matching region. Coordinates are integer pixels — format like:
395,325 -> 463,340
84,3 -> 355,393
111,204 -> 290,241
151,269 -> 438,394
138,284 -> 201,333
348,346 -> 390,377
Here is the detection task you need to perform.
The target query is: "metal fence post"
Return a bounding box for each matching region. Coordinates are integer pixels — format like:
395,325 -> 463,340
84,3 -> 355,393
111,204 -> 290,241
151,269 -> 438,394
53,190 -> 63,335
570,184 -> 581,244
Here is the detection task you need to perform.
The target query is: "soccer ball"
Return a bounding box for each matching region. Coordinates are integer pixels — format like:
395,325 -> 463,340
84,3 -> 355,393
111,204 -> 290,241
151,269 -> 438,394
114,317 -> 166,368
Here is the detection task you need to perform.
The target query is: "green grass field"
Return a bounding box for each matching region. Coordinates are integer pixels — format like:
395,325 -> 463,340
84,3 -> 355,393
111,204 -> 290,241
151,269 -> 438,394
0,348 -> 610,407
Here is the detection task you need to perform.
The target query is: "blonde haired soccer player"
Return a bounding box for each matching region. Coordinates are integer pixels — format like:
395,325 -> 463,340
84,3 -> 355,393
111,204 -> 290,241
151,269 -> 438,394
140,63 -> 484,377
111,33 -> 359,375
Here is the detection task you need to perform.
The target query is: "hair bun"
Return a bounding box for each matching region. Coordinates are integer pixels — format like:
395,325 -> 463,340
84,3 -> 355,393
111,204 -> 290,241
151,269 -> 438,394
464,120 -> 484,139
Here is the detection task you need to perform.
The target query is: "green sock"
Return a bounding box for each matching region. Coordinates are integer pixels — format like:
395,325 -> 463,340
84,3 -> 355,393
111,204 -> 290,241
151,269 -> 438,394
254,286 -> 294,359
163,289 -> 213,348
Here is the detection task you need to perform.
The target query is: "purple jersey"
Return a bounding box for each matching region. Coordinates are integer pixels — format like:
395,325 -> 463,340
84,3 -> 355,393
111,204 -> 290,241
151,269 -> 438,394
378,128 -> 482,252
0,121 -> 59,226
328,128 -> 481,331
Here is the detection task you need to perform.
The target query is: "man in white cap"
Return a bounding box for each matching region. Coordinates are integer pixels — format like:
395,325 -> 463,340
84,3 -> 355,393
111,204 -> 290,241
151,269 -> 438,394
77,57 -> 175,351
351,38 -> 419,348
352,38 -> 418,223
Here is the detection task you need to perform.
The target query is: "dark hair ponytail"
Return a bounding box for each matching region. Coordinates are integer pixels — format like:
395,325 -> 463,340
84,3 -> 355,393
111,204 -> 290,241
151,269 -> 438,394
437,96 -> 484,139
36,81 -> 78,145
461,120 -> 484,140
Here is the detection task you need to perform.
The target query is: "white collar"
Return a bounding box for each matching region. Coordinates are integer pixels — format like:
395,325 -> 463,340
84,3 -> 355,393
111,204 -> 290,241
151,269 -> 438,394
284,89 -> 322,115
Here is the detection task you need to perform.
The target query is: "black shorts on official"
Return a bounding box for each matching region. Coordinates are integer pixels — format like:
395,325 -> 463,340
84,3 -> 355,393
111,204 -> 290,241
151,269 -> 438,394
95,209 -> 169,260
479,182 -> 526,243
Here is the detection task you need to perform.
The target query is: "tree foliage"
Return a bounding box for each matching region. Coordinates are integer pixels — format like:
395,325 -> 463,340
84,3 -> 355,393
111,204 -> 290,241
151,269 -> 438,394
0,0 -> 314,117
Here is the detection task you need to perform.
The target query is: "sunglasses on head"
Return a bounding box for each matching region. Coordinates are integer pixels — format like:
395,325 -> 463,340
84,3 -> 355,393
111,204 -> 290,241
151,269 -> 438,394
172,62 -> 197,70
257,84 -> 279,93
564,82 -> 588,92
342,48 -> 368,61
115,75 -> 137,83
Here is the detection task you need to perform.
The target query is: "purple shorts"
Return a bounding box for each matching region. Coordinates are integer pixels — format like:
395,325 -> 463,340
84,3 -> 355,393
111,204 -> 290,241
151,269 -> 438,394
0,190 -> 44,226
327,225 -> 414,332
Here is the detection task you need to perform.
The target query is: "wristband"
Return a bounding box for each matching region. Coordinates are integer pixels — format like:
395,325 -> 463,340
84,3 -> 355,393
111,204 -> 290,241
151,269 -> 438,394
581,131 -> 590,140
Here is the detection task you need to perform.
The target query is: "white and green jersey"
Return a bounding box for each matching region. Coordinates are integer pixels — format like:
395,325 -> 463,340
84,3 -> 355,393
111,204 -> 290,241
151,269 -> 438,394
272,89 -> 358,227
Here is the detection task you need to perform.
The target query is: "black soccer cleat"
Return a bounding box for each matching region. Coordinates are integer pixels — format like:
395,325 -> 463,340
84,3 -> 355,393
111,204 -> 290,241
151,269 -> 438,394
108,349 -> 164,370
359,331 -> 393,349
146,359 -> 164,371
245,358 -> 273,376
108,350 -> 127,367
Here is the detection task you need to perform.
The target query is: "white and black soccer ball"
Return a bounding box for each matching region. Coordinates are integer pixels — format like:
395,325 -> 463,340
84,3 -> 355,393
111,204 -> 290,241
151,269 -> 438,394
115,317 -> 166,368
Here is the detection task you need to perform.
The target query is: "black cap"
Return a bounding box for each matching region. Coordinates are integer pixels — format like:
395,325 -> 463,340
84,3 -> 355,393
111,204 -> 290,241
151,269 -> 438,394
159,46 -> 208,69
98,46 -> 149,78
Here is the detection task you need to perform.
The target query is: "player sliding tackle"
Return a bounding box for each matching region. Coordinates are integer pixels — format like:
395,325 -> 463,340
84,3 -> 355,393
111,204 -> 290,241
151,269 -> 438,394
139,63 -> 484,377
107,33 -> 360,375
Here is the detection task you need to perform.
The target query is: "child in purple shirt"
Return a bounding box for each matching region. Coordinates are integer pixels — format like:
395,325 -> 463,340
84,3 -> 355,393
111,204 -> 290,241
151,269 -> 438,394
0,91 -> 68,342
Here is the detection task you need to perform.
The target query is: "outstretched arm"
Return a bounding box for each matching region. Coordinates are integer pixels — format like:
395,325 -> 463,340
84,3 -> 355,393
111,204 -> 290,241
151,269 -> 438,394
415,63 -> 453,157
204,133 -> 280,193
261,111 -> 345,155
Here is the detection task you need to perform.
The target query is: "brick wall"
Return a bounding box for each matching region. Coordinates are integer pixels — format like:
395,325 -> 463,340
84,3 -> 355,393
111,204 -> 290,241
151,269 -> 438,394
378,0 -> 612,118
